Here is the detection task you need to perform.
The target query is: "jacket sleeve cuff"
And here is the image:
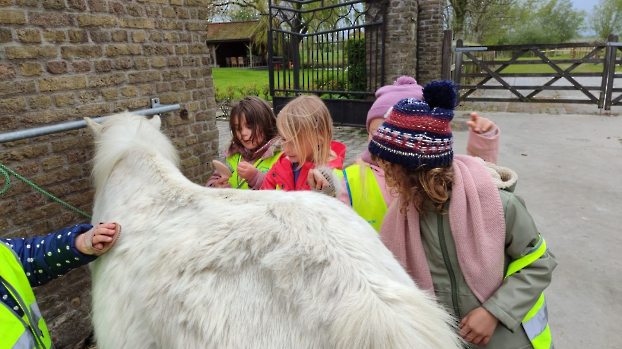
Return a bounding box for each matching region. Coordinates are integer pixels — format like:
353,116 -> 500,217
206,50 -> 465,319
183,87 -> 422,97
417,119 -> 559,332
205,170 -> 222,187
482,297 -> 521,333
247,170 -> 266,189
466,127 -> 500,164
69,225 -> 98,263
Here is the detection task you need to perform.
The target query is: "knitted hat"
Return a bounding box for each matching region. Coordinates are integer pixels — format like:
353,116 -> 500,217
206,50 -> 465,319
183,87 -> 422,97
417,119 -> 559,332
368,81 -> 457,169
367,76 -> 423,131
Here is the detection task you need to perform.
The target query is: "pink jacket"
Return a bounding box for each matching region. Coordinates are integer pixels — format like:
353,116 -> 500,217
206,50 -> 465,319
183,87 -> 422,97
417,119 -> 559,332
338,128 -> 500,206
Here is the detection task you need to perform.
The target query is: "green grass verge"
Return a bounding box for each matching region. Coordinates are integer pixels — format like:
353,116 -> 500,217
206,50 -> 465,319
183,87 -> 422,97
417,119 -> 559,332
212,68 -> 269,90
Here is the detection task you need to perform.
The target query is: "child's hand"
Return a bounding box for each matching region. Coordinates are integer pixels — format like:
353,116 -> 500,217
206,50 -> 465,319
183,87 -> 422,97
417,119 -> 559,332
214,177 -> 232,188
466,112 -> 495,134
307,169 -> 329,191
76,223 -> 118,255
458,307 -> 498,346
237,161 -> 258,180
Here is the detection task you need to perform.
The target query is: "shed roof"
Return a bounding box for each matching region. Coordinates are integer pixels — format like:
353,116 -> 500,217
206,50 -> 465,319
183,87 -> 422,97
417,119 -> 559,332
206,20 -> 260,43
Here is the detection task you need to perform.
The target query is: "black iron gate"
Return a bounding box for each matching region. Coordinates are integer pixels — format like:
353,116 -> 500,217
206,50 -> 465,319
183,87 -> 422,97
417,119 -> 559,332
268,0 -> 387,126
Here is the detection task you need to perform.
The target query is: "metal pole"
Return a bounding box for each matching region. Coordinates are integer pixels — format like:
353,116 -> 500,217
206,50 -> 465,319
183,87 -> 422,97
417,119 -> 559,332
0,104 -> 180,144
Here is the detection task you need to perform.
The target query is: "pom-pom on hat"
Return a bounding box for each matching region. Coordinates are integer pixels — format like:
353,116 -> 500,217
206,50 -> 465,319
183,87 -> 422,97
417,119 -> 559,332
368,80 -> 458,169
366,76 -> 423,131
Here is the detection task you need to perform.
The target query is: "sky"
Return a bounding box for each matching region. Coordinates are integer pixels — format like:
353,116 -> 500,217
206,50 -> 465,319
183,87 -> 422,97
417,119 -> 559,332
570,0 -> 596,36
570,0 -> 593,13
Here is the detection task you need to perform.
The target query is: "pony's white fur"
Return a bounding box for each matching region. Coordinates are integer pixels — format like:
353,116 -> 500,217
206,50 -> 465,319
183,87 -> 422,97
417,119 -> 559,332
87,112 -> 462,349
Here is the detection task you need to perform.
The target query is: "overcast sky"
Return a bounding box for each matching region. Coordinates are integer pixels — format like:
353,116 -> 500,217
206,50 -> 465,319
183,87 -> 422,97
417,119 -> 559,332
570,0 -> 596,36
570,0 -> 593,13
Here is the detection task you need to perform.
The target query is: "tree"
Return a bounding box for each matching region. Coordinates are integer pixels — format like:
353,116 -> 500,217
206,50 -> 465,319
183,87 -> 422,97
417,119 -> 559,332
207,0 -> 350,53
499,0 -> 586,44
466,0 -> 518,43
590,0 -> 622,39
446,0 -> 517,42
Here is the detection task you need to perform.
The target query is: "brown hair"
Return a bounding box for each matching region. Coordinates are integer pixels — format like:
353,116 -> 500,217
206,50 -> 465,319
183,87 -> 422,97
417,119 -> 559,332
228,96 -> 277,153
376,157 -> 454,216
277,95 -> 333,167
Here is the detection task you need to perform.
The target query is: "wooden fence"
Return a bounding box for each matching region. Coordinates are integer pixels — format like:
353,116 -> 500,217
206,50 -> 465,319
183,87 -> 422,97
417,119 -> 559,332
443,33 -> 622,111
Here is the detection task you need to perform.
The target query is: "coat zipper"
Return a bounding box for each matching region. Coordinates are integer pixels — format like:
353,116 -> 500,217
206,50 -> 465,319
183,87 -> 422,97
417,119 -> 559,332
437,214 -> 461,319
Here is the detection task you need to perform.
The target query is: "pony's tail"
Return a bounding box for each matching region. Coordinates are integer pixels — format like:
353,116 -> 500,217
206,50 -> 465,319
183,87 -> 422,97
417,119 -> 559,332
330,281 -> 463,349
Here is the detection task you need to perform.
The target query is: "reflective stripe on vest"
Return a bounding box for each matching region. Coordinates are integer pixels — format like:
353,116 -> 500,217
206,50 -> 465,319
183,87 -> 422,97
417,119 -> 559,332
504,235 -> 553,349
226,152 -> 282,189
342,165 -> 387,232
0,243 -> 53,349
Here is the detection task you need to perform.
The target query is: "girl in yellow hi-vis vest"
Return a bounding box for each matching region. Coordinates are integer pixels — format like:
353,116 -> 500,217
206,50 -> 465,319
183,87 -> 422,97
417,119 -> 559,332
337,76 -> 500,232
206,96 -> 283,190
368,82 -> 557,349
1,223 -> 119,349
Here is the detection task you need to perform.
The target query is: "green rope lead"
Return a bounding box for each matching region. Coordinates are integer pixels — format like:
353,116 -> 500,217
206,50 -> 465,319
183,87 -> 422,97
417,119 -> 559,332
0,163 -> 92,220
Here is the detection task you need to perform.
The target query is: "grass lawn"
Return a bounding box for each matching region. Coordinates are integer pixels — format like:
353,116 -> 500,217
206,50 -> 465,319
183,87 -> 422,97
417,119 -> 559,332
212,68 -> 269,90
212,67 -> 349,100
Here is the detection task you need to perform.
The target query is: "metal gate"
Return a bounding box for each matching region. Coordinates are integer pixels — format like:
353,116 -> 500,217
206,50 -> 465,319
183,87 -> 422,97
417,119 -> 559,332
267,0 -> 387,126
447,34 -> 622,111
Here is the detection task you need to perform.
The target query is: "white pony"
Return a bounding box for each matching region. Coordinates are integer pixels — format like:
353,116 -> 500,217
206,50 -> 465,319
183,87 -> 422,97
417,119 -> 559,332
85,112 -> 462,349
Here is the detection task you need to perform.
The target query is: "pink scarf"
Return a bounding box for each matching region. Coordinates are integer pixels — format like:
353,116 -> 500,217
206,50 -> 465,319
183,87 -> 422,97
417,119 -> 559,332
380,155 -> 506,303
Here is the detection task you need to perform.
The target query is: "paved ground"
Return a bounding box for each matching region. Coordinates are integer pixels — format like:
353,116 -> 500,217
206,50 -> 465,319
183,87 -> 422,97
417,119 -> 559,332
218,111 -> 622,349
459,76 -> 622,115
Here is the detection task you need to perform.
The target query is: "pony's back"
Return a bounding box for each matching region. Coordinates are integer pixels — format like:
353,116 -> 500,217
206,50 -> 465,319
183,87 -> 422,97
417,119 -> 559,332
87,113 -> 462,349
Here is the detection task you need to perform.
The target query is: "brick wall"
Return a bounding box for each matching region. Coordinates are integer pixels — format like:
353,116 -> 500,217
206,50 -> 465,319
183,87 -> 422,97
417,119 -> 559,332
0,1 -> 217,347
383,0 -> 444,85
383,0 -> 417,84
417,0 -> 444,84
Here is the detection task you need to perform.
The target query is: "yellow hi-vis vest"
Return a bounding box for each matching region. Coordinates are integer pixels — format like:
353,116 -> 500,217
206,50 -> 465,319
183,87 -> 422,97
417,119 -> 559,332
226,152 -> 282,189
0,243 -> 53,349
505,235 -> 553,349
342,164 -> 387,232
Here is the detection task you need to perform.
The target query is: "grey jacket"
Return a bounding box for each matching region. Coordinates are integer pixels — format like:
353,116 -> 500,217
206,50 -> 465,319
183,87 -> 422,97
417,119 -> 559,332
420,181 -> 557,348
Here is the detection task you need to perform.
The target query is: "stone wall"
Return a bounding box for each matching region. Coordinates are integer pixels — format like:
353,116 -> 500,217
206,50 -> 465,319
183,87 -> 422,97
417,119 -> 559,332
416,0 -> 444,85
383,0 -> 444,86
383,0 -> 418,84
0,0 -> 217,347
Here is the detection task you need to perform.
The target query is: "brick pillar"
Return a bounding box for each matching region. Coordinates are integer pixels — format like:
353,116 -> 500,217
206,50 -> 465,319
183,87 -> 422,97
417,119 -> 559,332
383,0 -> 417,84
383,0 -> 445,86
0,1 -> 217,347
417,0 -> 445,84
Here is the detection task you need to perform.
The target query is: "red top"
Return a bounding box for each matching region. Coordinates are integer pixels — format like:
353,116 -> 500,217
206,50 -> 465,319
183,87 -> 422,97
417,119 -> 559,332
260,141 -> 346,191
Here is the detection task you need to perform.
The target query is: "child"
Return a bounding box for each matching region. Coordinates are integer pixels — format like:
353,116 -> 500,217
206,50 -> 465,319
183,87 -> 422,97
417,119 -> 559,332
206,96 -> 282,189
1,223 -> 119,348
338,76 -> 500,231
368,81 -> 557,349
260,95 -> 346,192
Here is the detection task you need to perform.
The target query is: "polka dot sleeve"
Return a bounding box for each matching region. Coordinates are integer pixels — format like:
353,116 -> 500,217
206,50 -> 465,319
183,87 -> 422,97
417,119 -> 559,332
1,224 -> 97,287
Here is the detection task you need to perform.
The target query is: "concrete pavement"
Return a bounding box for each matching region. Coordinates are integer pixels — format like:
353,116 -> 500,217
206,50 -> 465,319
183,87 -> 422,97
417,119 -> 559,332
216,111 -> 622,349
458,76 -> 622,115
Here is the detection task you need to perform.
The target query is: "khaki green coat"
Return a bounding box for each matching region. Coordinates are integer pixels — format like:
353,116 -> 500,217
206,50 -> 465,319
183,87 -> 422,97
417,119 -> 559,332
420,187 -> 557,349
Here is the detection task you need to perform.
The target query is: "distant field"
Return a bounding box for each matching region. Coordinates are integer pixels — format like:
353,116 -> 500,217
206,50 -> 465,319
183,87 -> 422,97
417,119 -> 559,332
479,54 -> 622,74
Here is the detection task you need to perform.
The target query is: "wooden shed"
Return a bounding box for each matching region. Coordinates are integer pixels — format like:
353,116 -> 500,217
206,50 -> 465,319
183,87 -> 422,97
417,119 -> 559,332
206,20 -> 266,68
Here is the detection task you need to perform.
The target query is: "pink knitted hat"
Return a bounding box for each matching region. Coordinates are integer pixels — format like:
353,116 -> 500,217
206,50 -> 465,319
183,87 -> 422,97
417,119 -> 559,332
366,76 -> 424,131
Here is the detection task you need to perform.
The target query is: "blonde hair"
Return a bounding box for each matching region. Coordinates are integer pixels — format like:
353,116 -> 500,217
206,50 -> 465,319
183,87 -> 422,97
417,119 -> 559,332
277,95 -> 333,167
375,157 -> 454,217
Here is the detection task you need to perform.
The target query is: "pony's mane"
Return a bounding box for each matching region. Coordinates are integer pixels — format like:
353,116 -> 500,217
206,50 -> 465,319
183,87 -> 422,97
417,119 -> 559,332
91,112 -> 180,194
